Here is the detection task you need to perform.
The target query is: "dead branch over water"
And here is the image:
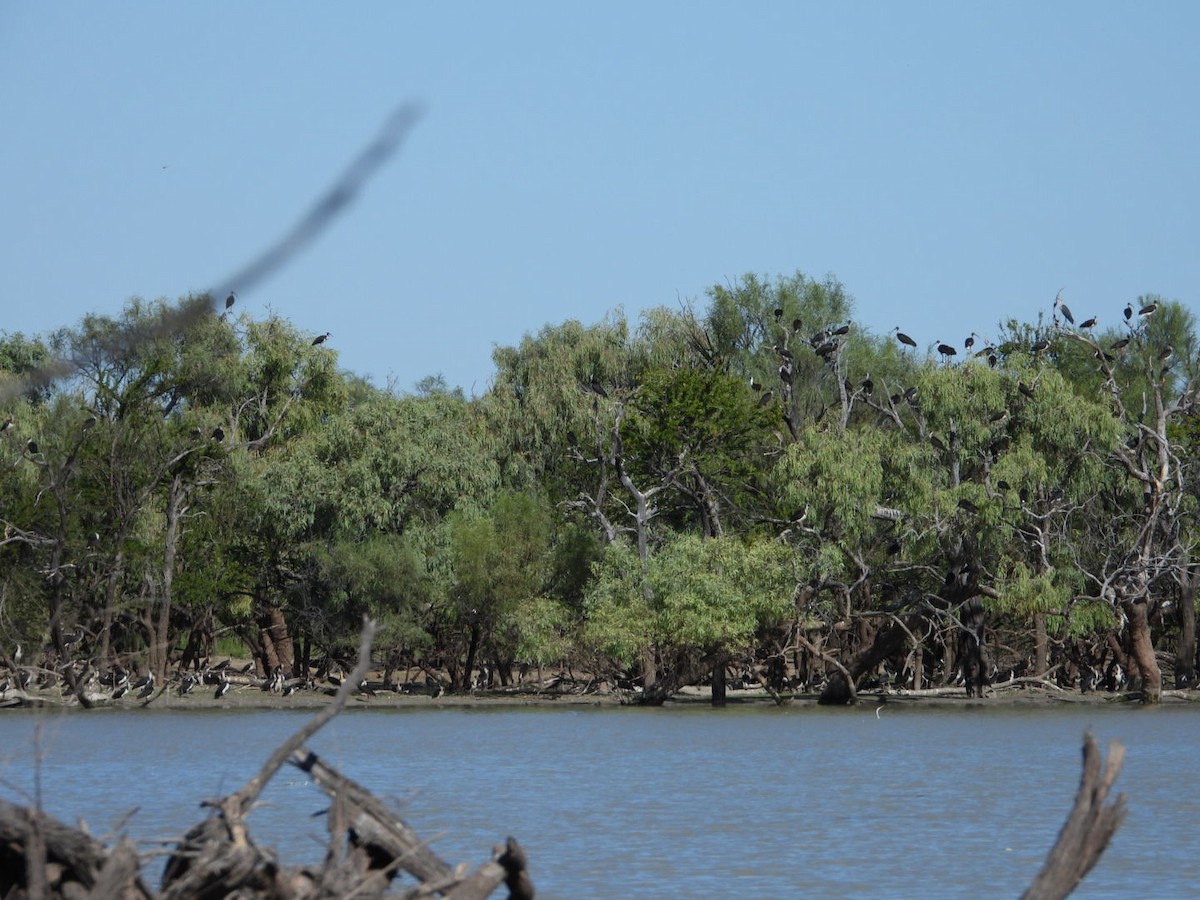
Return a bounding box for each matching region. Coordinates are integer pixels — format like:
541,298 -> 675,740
1022,731 -> 1127,900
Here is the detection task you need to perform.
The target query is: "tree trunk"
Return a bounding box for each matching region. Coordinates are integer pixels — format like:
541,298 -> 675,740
147,473 -> 187,681
255,599 -> 294,678
640,644 -> 658,690
1124,600 -> 1161,703
1034,611 -> 1049,676
711,660 -> 727,707
460,623 -> 481,693
1176,564 -> 1197,688
818,622 -> 905,705
958,597 -> 992,698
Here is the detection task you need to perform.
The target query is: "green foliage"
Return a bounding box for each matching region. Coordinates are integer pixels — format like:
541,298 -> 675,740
584,534 -> 794,663
3,282 -> 1196,695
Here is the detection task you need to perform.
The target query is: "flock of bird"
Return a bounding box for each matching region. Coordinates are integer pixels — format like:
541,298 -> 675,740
0,639 -> 452,706
889,294 -> 1161,367
761,293 -> 1166,400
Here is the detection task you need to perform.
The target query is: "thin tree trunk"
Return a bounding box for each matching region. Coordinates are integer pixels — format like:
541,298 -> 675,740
1034,611 -> 1049,676
711,659 -> 727,707
1124,600 -> 1162,703
1176,564 -> 1197,688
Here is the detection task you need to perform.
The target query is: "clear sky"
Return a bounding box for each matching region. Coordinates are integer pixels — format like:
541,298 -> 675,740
2,4 -> 1197,395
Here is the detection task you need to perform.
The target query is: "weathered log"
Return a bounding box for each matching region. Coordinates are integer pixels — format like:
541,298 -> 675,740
1022,731 -> 1126,900
160,618 -> 381,897
442,838 -> 533,900
290,747 -> 453,886
0,797 -> 152,899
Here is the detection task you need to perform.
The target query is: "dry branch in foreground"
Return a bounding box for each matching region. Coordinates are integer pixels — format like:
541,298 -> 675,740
0,617 -> 534,899
1022,730 -> 1126,900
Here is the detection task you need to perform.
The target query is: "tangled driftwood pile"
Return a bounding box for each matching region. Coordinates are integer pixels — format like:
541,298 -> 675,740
0,619 -> 533,900
0,619 -> 1126,899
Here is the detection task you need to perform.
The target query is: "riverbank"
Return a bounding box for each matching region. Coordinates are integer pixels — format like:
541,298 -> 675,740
5,678 -> 1200,711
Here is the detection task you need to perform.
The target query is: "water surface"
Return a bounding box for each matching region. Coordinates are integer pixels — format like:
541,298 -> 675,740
0,703 -> 1194,898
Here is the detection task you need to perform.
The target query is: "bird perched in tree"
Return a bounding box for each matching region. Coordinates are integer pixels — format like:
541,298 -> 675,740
1110,337 -> 1130,351
1031,338 -> 1051,354
964,333 -> 978,351
893,326 -> 917,348
312,332 -> 331,346
1124,303 -> 1134,322
1079,316 -> 1097,329
225,292 -> 236,311
26,439 -> 38,455
1054,292 -> 1075,325
82,416 -> 96,430
935,340 -> 957,362
1138,302 -> 1158,319
0,417 -> 12,433
211,426 -> 224,442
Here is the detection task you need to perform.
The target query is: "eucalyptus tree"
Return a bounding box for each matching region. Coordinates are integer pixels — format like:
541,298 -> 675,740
439,491 -> 556,690
584,532 -> 796,703
1044,297 -> 1200,701
2,301 -> 240,679
619,365 -> 775,539
238,382 -> 501,675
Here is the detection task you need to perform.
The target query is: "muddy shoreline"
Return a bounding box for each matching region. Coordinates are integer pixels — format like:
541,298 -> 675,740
6,681 -> 1200,712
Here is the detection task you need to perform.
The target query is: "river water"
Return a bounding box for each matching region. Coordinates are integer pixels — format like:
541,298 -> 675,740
0,702 -> 1196,898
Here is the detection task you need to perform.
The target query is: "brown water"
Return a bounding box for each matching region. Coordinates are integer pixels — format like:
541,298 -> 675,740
0,703 -> 1196,898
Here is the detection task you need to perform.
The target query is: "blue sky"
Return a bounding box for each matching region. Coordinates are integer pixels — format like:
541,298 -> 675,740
2,4 -> 1197,394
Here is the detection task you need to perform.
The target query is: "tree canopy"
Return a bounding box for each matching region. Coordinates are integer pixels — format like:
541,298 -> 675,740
2,274 -> 1197,705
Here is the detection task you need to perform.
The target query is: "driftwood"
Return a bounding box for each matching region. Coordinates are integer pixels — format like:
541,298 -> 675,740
0,617 -> 533,899
1022,731 -> 1126,900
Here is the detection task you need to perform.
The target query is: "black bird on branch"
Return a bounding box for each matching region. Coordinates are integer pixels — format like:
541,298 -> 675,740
312,332 -> 331,346
893,326 -> 917,349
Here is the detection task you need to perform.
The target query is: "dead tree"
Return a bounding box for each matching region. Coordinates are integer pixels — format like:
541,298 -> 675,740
1022,731 -> 1126,900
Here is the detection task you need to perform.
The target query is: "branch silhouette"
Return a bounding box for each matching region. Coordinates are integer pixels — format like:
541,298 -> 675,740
1,102 -> 424,406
